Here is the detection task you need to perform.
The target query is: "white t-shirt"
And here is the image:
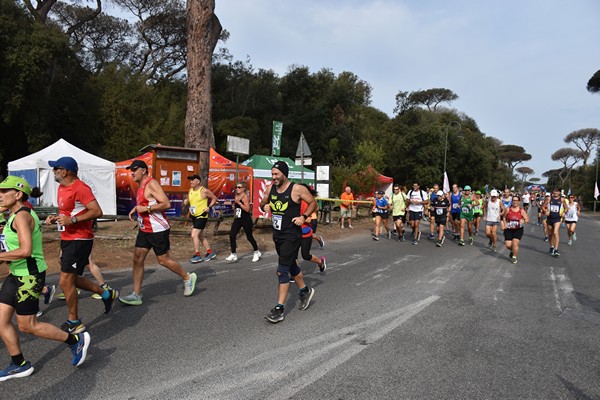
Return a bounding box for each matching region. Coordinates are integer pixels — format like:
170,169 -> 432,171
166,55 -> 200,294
485,199 -> 501,222
522,193 -> 531,204
408,190 -> 428,212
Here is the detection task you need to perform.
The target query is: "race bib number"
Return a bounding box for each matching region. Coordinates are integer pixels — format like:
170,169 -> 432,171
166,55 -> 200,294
137,216 -> 145,230
436,208 -> 444,215
235,207 -> 242,218
474,205 -> 482,212
272,215 -> 282,230
189,206 -> 196,215
565,210 -> 575,219
0,234 -> 7,252
507,220 -> 521,229
452,203 -> 459,209
56,222 -> 65,232
550,205 -> 560,213
461,207 -> 470,214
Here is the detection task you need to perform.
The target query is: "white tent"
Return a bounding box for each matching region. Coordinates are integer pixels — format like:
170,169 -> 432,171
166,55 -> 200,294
7,138 -> 117,215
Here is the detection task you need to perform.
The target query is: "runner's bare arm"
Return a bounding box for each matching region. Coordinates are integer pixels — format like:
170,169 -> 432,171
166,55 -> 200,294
55,199 -> 102,226
260,183 -> 273,213
0,212 -> 33,262
145,179 -> 171,211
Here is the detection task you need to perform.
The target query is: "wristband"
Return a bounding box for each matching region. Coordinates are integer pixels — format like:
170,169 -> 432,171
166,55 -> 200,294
147,205 -> 151,213
302,214 -> 309,219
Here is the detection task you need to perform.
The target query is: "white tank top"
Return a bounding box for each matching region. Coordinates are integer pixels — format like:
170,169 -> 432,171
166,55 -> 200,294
485,199 -> 501,222
564,202 -> 578,222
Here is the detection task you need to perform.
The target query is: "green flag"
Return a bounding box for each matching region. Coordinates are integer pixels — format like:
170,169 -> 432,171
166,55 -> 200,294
272,121 -> 283,156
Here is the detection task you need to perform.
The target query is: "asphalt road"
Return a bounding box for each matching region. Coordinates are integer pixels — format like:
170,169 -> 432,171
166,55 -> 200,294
2,213 -> 600,400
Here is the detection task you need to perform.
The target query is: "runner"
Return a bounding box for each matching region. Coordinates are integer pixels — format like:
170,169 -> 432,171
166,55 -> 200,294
45,157 -> 119,334
501,194 -> 529,264
449,184 -> 462,240
407,182 -> 429,245
298,185 -> 326,273
564,194 -> 581,245
430,190 -> 450,247
544,188 -> 568,257
119,160 -> 197,305
501,188 -> 513,210
389,184 -> 407,242
459,185 -> 475,246
522,190 -> 531,213
428,183 -> 440,240
225,181 -> 261,262
0,176 -> 90,381
260,161 -> 317,323
483,189 -> 504,251
184,174 -> 218,263
339,186 -> 354,229
471,190 -> 483,235
371,191 -> 390,241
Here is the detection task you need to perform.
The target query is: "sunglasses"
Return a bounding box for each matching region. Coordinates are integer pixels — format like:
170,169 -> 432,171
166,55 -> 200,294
236,186 -> 243,189
512,199 -> 520,201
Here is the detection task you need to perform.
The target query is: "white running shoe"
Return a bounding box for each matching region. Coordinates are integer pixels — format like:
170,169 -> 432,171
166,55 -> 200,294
225,253 -> 238,262
252,251 -> 261,262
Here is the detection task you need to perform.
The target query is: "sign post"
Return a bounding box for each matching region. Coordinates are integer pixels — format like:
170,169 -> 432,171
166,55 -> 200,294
272,121 -> 283,156
227,135 -> 250,184
295,132 -> 312,183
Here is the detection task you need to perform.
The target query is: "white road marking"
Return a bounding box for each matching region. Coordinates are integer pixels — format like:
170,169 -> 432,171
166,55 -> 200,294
547,267 -> 580,314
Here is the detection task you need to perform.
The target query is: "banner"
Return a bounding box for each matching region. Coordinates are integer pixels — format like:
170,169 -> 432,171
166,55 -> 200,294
443,171 -> 450,193
272,121 -> 283,156
252,178 -> 271,218
595,181 -> 599,199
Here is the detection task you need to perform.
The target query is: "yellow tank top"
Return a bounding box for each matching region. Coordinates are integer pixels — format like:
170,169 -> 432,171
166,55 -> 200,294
188,186 -> 208,217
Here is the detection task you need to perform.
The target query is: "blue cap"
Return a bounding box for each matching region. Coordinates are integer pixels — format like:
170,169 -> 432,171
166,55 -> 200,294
48,156 -> 78,172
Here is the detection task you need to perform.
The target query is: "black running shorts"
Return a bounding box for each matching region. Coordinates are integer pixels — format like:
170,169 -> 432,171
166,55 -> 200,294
135,229 -> 171,256
60,240 -> 93,276
0,272 -> 45,315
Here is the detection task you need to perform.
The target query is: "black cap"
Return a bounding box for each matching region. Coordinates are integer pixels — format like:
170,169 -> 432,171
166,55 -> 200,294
272,161 -> 289,177
126,159 -> 148,170
187,174 -> 202,181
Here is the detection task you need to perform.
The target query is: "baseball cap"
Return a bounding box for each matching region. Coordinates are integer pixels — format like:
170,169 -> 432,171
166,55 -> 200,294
187,174 -> 201,180
475,190 -> 482,195
0,176 -> 32,195
464,185 -> 471,191
126,159 -> 148,170
436,190 -> 444,196
272,161 -> 289,177
48,156 -> 78,172
376,190 -> 384,194
490,189 -> 499,197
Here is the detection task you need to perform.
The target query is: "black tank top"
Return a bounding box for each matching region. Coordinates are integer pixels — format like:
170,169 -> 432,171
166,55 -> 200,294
269,182 -> 301,239
234,196 -> 251,220
548,197 -> 562,220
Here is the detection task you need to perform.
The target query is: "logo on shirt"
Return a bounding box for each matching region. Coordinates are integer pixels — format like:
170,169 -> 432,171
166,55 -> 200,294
270,200 -> 289,213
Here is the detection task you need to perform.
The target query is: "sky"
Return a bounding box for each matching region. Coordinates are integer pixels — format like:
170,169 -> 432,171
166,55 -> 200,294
211,0 -> 600,181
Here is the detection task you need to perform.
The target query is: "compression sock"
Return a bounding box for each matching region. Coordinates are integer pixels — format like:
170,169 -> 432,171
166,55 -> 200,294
11,354 -> 25,366
64,334 -> 78,345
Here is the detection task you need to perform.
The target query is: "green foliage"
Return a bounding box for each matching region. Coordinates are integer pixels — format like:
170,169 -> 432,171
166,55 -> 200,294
587,69 -> 600,94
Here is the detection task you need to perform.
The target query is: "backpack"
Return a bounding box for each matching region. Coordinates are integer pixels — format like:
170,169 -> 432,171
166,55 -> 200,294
408,190 -> 426,202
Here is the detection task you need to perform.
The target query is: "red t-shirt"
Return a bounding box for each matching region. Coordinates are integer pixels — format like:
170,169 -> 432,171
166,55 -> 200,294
57,179 -> 96,240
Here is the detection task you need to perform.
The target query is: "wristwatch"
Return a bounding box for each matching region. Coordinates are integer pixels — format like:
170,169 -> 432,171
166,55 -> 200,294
71,216 -> 78,224
302,214 -> 309,219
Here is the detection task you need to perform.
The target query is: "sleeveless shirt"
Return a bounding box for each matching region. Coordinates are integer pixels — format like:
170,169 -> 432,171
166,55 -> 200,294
3,207 -> 47,276
269,182 -> 301,239
136,177 -> 170,233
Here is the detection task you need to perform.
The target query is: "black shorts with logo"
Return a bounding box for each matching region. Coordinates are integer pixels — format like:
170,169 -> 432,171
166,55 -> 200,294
0,271 -> 45,315
60,240 -> 93,276
135,229 -> 171,256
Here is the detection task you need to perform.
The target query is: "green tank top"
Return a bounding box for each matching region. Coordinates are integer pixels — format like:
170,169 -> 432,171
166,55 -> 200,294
3,207 -> 47,276
473,198 -> 483,214
460,197 -> 474,217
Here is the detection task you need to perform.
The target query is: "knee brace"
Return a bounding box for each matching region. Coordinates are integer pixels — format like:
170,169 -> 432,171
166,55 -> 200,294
277,265 -> 290,284
289,262 -> 301,278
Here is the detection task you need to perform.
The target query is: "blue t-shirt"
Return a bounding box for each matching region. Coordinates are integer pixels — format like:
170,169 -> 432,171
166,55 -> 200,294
374,197 -> 388,213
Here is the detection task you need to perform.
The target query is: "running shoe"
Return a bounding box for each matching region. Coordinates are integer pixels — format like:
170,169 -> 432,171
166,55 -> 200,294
388,231 -> 392,240
70,332 -> 91,367
225,253 -> 238,262
102,289 -> 120,314
459,239 -> 465,246
440,236 -> 445,245
428,233 -> 435,240
319,256 -> 327,273
412,240 -> 418,245
436,240 -> 442,247
119,292 -> 143,306
289,277 -> 295,283
573,233 -> 577,241
298,287 -> 315,311
399,235 -> 405,242
317,236 -> 325,248
568,240 -> 572,246
544,236 -> 548,242
509,251 -> 513,259
348,225 -> 353,229
0,361 -> 34,381
511,256 -> 518,264
488,239 -> 493,247
417,231 -> 422,241
202,252 -> 216,261
552,249 -> 560,258
61,320 -> 86,334
252,251 -> 261,262
474,230 -> 479,236
92,283 -> 111,300
372,235 -> 380,241
549,247 -> 554,255
468,237 -> 474,245
44,284 -> 56,304
183,273 -> 197,297
190,254 -> 203,263
36,310 -> 43,318
340,225 -> 345,229
265,306 -> 284,323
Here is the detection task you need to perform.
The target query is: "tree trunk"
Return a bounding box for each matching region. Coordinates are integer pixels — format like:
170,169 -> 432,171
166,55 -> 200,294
185,0 -> 221,180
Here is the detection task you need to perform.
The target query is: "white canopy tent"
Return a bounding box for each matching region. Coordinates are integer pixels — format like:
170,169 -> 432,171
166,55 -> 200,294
7,138 -> 117,215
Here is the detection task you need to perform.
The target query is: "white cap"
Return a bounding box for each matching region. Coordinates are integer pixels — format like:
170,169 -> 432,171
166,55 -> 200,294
437,190 -> 444,196
490,189 -> 499,197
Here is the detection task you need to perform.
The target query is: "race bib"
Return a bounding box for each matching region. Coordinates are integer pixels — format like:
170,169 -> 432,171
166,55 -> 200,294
436,208 -> 444,215
189,206 -> 196,215
56,222 -> 65,232
137,216 -> 145,230
272,214 -> 282,230
507,220 -> 521,229
474,205 -> 482,212
452,203 -> 459,209
462,207 -> 470,214
235,207 -> 242,218
565,210 -> 575,219
550,205 -> 560,213
0,234 -> 7,252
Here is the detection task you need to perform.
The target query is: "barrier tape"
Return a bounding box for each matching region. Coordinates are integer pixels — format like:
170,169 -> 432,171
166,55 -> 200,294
315,197 -> 374,205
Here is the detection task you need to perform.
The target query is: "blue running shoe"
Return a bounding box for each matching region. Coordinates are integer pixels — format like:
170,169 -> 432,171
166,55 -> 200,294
44,284 -> 56,305
0,361 -> 34,381
71,332 -> 91,367
190,254 -> 203,263
202,252 -> 216,261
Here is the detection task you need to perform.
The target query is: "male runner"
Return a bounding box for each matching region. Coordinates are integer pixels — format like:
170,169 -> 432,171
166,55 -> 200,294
119,160 -> 197,305
483,189 -> 503,251
390,184 -> 407,242
407,182 -> 429,245
428,183 -> 440,239
184,174 -> 218,263
449,184 -> 462,240
261,161 -> 317,323
459,185 -> 475,245
45,157 -> 119,334
430,190 -> 450,247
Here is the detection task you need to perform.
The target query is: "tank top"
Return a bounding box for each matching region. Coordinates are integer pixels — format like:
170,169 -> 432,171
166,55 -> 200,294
548,197 -> 562,220
506,207 -> 523,230
473,198 -> 483,214
460,197 -> 474,216
485,199 -> 501,222
136,177 -> 170,233
564,202 -> 578,222
269,182 -> 301,239
501,196 -> 512,209
188,186 -> 209,218
450,192 -> 461,213
234,194 -> 251,220
2,207 -> 47,276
